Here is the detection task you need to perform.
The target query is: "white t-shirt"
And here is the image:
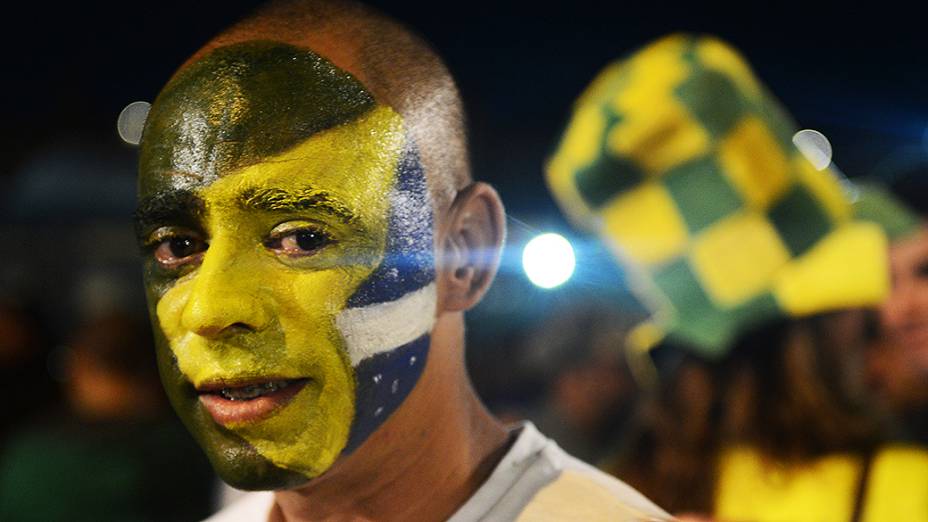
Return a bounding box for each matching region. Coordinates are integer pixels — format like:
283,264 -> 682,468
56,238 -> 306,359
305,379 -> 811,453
206,422 -> 670,521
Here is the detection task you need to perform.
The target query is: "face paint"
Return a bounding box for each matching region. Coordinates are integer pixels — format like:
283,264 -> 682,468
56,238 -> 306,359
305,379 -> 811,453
137,42 -> 435,489
140,41 -> 376,190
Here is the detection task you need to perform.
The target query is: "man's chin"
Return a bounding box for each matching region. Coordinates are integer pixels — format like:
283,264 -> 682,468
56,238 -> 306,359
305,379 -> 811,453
206,440 -> 311,491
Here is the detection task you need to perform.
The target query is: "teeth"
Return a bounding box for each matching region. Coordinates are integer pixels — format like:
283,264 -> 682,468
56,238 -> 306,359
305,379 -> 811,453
219,380 -> 292,401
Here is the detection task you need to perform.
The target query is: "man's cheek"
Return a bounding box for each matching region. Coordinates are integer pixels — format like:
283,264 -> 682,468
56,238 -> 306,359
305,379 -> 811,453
233,357 -> 356,478
154,277 -> 193,343
153,278 -> 208,381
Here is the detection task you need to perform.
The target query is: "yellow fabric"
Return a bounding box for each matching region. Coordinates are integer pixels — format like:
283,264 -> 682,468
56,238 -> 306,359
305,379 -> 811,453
515,470 -> 663,522
718,117 -> 792,210
773,222 -> 889,315
715,445 -> 928,522
695,37 -> 763,97
601,182 -> 689,265
690,212 -> 790,306
716,447 -> 860,522
860,446 -> 928,521
607,95 -> 710,175
610,35 -> 689,114
545,105 -> 607,227
606,34 -> 708,175
794,156 -> 853,223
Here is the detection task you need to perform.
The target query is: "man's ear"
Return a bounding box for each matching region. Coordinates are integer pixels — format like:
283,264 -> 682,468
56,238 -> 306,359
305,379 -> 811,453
436,182 -> 506,313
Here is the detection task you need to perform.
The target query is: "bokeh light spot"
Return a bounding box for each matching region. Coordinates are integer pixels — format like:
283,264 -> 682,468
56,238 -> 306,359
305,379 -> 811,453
522,233 -> 576,289
793,129 -> 833,170
117,101 -> 151,146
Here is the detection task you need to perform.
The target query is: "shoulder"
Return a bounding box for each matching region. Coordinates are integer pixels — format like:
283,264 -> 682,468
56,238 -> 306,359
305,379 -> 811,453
203,491 -> 274,522
451,422 -> 669,522
517,441 -> 669,521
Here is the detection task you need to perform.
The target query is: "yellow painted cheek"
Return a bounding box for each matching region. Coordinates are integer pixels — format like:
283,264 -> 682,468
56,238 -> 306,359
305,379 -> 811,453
155,250 -> 294,387
234,360 -> 355,477
158,264 -> 360,478
155,276 -> 190,344
232,269 -> 364,476
154,277 -> 229,385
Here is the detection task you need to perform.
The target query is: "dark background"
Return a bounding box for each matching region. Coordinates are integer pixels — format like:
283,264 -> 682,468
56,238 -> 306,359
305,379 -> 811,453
4,1 -> 927,202
1,0 -> 926,394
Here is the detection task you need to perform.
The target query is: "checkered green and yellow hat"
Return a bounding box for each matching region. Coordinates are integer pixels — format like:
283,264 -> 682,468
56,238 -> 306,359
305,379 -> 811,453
546,34 -> 890,360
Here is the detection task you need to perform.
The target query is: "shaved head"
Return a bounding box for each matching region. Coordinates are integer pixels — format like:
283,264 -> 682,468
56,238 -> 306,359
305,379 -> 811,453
169,0 -> 471,211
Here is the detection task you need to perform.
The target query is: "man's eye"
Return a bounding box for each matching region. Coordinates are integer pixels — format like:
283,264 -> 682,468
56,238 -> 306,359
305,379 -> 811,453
153,235 -> 208,268
266,227 -> 334,257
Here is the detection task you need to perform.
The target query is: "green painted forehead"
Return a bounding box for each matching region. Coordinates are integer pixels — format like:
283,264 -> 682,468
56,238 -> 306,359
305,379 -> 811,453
139,41 -> 376,188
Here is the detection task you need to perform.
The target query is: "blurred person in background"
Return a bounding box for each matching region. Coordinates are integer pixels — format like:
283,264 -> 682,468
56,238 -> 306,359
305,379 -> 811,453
860,169 -> 928,443
516,302 -> 641,463
0,137 -> 143,443
0,308 -> 215,521
547,34 -> 928,520
0,298 -> 58,444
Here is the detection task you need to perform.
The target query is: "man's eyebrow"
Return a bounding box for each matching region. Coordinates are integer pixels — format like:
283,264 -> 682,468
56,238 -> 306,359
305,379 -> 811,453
237,187 -> 357,225
134,189 -> 206,240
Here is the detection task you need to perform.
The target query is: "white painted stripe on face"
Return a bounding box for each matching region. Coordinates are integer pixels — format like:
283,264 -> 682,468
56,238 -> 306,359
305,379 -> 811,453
336,282 -> 437,366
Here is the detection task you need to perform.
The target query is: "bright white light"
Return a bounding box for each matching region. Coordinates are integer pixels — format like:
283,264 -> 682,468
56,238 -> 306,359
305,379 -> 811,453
117,101 -> 151,145
793,129 -> 833,170
522,233 -> 576,289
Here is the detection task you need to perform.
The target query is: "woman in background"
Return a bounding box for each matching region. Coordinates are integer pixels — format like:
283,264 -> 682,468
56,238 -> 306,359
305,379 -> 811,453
546,34 -> 928,520
857,168 -> 928,445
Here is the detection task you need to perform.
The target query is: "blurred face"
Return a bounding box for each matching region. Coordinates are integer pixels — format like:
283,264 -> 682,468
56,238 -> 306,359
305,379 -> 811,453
872,227 -> 928,407
880,228 -> 928,345
136,42 -> 436,489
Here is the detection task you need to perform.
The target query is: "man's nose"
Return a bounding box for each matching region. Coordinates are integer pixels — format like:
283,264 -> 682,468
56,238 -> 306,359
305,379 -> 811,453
180,237 -> 270,338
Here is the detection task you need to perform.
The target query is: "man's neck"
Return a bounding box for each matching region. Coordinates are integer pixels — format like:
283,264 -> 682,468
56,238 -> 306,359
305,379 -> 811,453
271,312 -> 510,522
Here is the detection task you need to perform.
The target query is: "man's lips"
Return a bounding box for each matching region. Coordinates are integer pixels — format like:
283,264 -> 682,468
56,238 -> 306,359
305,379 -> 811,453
197,378 -> 310,426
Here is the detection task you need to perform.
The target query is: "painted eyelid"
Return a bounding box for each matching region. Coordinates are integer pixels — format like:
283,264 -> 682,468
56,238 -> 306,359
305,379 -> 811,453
266,220 -> 339,243
265,222 -> 337,252
267,220 -> 330,237
145,226 -> 206,246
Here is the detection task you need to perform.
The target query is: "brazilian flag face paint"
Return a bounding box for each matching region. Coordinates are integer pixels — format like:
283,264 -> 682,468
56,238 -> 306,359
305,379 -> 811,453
137,42 -> 436,489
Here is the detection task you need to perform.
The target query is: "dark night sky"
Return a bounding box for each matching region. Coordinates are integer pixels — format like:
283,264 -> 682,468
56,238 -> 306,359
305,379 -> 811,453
3,1 -> 926,218
1,1 -> 925,397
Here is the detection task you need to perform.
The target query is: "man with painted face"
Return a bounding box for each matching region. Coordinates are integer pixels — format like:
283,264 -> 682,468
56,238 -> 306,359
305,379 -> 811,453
134,0 -> 669,520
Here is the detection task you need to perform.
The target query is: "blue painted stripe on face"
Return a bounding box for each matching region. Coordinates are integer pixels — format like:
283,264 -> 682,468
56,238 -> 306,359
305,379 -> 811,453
344,334 -> 430,452
346,144 -> 435,309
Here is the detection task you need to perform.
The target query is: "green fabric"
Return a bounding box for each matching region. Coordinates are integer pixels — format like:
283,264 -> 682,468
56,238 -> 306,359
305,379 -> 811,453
767,185 -> 832,255
754,97 -> 797,150
653,262 -> 780,359
652,259 -> 729,353
853,183 -> 921,241
674,68 -> 746,138
574,110 -> 644,208
664,156 -> 743,233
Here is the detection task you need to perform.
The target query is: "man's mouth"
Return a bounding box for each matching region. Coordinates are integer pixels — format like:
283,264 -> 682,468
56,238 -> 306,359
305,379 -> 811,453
196,378 -> 310,426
